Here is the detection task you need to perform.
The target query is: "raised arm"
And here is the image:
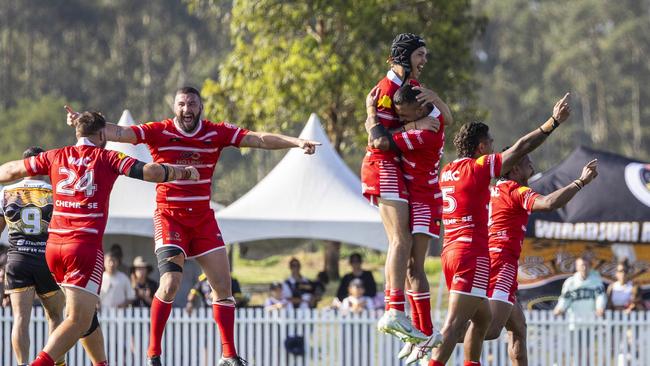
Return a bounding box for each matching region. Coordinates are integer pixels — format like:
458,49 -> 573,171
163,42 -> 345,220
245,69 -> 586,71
66,105 -> 138,144
239,132 -> 320,154
126,161 -> 199,183
502,93 -> 571,174
0,160 -> 29,183
532,159 -> 598,211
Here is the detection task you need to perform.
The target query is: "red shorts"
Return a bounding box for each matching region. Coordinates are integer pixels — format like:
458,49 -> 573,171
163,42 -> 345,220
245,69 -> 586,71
410,198 -> 442,238
46,242 -> 104,296
441,246 -> 490,298
487,251 -> 519,305
154,207 -> 225,259
361,155 -> 408,206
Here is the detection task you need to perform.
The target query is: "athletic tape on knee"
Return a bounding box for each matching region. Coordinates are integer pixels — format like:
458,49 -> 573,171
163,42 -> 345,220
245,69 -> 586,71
156,248 -> 184,274
214,296 -> 236,305
81,312 -> 99,338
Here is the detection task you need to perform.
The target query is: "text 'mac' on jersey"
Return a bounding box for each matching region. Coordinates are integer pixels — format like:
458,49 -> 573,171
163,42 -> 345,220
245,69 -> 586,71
391,107 -> 445,203
24,138 -> 137,246
488,180 -> 540,259
0,179 -> 53,261
131,119 -> 249,209
366,70 -> 420,162
439,153 -> 503,251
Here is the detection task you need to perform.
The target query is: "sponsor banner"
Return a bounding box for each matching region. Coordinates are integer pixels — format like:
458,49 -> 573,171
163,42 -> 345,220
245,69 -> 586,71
518,238 -> 650,309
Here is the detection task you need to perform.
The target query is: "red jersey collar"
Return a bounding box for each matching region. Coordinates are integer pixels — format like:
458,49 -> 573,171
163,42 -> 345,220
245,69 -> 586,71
173,117 -> 204,137
387,70 -> 403,86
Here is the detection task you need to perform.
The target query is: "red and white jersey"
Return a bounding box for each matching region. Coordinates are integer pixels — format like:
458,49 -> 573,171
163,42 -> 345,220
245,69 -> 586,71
23,138 -> 137,245
366,70 -> 420,162
488,180 -> 540,258
439,153 -> 503,250
391,111 -> 445,202
130,119 -> 249,209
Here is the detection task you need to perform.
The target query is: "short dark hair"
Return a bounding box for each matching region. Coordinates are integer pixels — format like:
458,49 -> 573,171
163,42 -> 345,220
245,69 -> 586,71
349,253 -> 363,264
75,111 -> 106,136
453,121 -> 490,158
176,86 -> 202,100
393,85 -> 421,106
23,146 -> 45,159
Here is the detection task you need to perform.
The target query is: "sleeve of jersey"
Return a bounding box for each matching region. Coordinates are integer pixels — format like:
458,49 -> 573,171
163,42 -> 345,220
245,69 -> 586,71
107,151 -> 138,176
23,151 -> 52,176
474,153 -> 504,181
217,122 -> 249,147
392,130 -> 430,151
515,186 -> 541,213
130,122 -> 160,144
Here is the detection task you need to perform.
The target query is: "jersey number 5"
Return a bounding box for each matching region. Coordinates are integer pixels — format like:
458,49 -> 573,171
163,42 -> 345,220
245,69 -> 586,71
441,187 -> 456,214
56,167 -> 97,197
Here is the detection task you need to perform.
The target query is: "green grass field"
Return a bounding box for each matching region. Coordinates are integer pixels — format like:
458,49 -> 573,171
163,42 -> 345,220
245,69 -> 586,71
231,244 -> 448,311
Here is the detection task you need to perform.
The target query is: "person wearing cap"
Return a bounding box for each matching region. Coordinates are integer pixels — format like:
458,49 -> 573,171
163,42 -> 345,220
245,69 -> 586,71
131,256 -> 159,307
264,282 -> 290,311
362,33 -> 451,345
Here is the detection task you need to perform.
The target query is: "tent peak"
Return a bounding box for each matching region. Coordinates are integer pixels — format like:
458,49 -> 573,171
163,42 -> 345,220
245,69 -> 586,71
117,110 -> 137,127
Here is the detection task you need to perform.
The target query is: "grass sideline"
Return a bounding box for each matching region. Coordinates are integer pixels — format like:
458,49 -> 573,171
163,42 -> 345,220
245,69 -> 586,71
230,244 -> 448,311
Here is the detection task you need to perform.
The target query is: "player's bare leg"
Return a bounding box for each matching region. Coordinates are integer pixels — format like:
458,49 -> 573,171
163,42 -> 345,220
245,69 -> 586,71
197,249 -> 245,365
483,299 -> 514,341
32,287 -> 98,365
504,302 -> 528,366
147,249 -> 185,365
39,290 -> 66,365
376,199 -> 426,343
80,326 -> 108,366
403,235 -> 442,364
463,298 -> 491,363
10,287 -> 36,365
430,293 -> 489,365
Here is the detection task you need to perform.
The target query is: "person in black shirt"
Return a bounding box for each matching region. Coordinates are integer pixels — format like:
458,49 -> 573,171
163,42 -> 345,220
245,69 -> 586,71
336,253 -> 377,301
131,256 -> 158,307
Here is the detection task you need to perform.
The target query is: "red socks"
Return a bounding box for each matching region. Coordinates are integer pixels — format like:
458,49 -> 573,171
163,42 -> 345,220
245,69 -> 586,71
94,362 -> 109,366
388,289 -> 406,312
406,290 -> 421,330
464,361 -> 480,366
413,291 -> 432,336
148,296 -> 173,357
213,302 -> 237,358
429,360 -> 445,366
31,352 -> 54,366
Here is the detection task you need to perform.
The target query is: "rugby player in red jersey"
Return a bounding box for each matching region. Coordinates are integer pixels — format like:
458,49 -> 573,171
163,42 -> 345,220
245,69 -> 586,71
0,111 -> 198,366
480,157 -> 598,366
387,85 -> 448,364
67,87 -> 319,366
430,93 -> 572,366
363,33 -> 452,343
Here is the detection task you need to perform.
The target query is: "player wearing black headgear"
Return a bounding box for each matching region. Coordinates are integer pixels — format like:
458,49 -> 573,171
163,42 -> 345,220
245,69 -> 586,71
389,33 -> 427,81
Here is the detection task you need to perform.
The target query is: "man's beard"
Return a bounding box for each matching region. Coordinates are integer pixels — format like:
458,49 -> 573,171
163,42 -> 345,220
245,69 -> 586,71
177,111 -> 201,132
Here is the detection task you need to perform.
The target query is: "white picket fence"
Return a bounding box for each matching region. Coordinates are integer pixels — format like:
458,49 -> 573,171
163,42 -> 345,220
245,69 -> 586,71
1,307 -> 649,366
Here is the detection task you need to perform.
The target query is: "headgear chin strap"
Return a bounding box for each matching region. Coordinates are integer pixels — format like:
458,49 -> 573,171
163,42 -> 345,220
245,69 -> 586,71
390,33 -> 426,78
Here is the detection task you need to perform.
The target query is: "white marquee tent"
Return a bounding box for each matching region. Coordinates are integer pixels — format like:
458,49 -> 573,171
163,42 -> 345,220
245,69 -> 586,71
217,114 -> 388,251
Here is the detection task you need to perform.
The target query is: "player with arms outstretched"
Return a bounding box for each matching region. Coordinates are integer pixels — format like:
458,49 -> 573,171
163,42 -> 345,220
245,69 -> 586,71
67,86 -> 319,366
0,111 -> 199,366
480,156 -> 598,366
363,33 -> 452,343
430,93 -> 572,366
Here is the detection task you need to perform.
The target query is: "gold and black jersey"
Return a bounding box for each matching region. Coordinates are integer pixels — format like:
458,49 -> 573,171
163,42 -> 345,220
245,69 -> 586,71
0,179 -> 53,260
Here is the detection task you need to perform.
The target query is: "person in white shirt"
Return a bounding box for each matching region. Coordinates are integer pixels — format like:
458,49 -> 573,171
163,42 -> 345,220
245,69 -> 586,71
100,252 -> 135,308
340,279 -> 374,315
264,282 -> 289,311
554,256 -> 606,318
607,261 -> 643,312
